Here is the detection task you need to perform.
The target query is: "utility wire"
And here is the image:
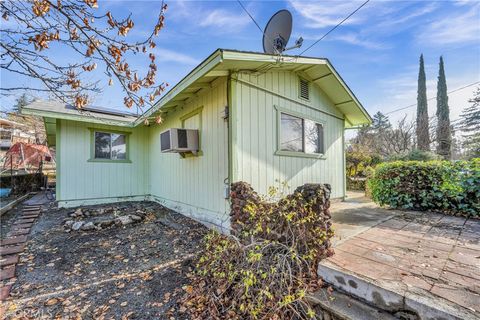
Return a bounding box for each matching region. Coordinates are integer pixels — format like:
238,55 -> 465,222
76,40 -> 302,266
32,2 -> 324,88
385,81 -> 480,115
237,0 -> 264,36
299,0 -> 370,56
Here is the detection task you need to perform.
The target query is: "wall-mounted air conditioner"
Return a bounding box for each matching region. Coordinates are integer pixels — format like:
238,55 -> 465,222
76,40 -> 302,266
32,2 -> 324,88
160,128 -> 199,154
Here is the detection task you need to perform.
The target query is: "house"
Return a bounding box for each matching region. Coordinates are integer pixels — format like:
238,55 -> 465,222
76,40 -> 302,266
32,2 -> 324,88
22,49 -> 372,230
0,118 -> 37,158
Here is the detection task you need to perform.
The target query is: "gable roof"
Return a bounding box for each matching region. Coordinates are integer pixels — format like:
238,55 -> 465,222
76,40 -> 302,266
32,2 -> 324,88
137,49 -> 372,127
22,49 -> 371,131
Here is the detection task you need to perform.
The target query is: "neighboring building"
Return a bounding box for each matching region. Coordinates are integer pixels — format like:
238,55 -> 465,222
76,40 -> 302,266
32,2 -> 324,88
22,49 -> 372,230
0,118 -> 37,159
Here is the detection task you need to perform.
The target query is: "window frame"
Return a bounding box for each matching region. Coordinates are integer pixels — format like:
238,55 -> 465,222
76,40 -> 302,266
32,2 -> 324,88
274,105 -> 326,159
88,128 -> 131,163
179,106 -> 203,157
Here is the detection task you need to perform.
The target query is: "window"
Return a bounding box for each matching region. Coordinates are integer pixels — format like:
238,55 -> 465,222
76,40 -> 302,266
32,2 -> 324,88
94,131 -> 127,160
280,112 -> 324,155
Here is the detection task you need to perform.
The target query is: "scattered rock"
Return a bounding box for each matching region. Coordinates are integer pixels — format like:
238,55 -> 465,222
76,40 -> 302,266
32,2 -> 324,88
81,222 -> 95,231
116,215 -> 133,226
130,214 -> 142,222
72,221 -> 84,231
99,220 -> 114,229
64,220 -> 74,228
74,208 -> 83,216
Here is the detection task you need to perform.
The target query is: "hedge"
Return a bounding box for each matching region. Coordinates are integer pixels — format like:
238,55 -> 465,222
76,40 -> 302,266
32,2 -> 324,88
368,159 -> 479,217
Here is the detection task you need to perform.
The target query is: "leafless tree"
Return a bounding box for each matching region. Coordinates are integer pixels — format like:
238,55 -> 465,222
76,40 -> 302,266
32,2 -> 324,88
381,116 -> 415,156
1,0 -> 168,119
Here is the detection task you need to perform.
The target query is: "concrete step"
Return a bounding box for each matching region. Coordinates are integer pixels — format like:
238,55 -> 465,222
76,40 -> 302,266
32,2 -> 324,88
318,261 -> 478,320
307,288 -> 398,320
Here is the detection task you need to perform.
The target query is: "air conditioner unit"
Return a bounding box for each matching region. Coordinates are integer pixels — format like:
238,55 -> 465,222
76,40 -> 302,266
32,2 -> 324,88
160,128 -> 199,154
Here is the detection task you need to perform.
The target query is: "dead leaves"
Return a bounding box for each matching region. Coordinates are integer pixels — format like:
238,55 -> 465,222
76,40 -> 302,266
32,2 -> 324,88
45,298 -> 59,306
84,0 -> 98,9
183,285 -> 194,295
29,31 -> 59,51
118,19 -> 134,36
32,0 -> 50,17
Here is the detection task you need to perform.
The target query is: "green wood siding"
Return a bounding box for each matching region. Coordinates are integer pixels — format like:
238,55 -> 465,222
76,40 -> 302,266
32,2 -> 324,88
231,70 -> 346,199
56,119 -> 149,206
147,78 -> 229,229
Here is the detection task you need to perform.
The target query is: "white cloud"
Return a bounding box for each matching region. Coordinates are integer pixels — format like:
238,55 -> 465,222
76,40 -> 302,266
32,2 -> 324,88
375,3 -> 438,30
289,1 -> 366,29
153,48 -> 198,65
418,3 -> 480,45
328,33 -> 389,50
199,9 -> 250,29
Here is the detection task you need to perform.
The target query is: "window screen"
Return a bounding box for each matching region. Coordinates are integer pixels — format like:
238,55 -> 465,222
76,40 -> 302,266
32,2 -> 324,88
280,113 -> 303,152
94,131 -> 127,160
305,120 -> 324,154
280,113 -> 324,155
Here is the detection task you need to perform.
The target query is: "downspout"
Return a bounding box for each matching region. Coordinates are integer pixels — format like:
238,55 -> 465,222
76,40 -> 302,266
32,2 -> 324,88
226,72 -> 233,199
343,120 -> 347,201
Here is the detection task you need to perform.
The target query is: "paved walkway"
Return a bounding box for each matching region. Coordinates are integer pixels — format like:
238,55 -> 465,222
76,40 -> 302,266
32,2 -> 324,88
0,203 -> 43,304
320,192 -> 479,320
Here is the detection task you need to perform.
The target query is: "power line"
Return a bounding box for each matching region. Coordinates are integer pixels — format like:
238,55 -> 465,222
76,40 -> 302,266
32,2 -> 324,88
385,81 -> 480,115
298,0 -> 370,56
237,0 -> 264,36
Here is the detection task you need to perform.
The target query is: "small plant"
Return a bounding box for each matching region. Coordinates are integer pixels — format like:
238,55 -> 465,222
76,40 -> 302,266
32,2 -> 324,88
180,182 -> 334,319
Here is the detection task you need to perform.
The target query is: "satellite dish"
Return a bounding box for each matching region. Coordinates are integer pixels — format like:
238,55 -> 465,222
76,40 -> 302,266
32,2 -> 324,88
263,10 -> 303,55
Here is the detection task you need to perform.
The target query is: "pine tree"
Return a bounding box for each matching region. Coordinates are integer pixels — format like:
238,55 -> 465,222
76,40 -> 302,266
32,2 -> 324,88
416,54 -> 430,151
371,111 -> 391,132
435,56 -> 452,159
11,93 -> 31,113
459,87 -> 480,159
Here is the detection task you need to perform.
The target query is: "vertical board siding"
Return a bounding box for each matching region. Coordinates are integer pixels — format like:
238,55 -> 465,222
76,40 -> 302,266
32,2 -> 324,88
148,78 -> 229,228
57,119 -> 149,204
232,70 -> 345,199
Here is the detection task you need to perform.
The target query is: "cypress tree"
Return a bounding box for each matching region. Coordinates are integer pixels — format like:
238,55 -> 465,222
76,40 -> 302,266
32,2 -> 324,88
416,54 -> 430,151
435,56 -> 452,159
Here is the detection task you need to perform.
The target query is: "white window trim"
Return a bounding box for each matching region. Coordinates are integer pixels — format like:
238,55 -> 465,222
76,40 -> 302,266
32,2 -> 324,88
274,105 -> 326,159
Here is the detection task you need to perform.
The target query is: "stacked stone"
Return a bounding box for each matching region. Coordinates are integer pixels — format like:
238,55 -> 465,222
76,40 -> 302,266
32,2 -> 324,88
229,181 -> 334,261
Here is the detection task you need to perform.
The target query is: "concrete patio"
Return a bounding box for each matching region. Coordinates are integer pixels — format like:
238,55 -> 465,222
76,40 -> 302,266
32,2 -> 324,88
319,192 -> 479,320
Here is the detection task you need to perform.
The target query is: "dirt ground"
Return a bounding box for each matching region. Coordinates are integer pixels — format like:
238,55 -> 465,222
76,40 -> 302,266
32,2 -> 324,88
2,201 -> 208,319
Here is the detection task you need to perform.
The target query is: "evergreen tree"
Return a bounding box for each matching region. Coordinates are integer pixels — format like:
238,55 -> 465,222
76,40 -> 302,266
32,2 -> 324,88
459,87 -> 480,159
416,54 -> 430,151
371,111 -> 391,132
11,93 -> 31,113
435,56 -> 452,159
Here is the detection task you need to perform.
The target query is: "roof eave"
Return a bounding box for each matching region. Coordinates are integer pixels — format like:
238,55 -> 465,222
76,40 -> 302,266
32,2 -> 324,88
134,49 -> 224,126
324,59 -> 372,126
21,107 -> 135,128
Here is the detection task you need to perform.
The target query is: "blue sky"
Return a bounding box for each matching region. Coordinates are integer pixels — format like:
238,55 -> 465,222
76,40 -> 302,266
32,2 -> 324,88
2,0 -> 479,125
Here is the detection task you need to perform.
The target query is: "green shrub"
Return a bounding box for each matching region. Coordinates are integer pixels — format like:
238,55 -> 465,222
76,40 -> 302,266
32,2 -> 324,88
452,159 -> 480,216
368,159 -> 479,217
346,177 -> 366,191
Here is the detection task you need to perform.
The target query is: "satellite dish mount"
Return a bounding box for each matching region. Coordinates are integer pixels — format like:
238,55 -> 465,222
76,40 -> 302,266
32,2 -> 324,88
263,10 -> 302,55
